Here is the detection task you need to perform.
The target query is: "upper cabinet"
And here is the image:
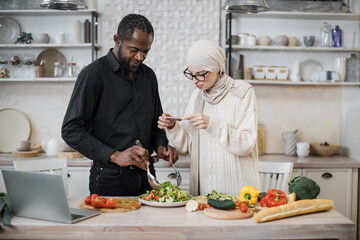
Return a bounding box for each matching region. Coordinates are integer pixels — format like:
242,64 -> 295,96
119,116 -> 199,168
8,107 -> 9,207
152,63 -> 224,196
224,11 -> 360,86
0,9 -> 99,82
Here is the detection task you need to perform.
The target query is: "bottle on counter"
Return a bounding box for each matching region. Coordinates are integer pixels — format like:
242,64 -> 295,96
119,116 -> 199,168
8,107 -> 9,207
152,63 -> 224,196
67,62 -> 77,78
332,25 -> 342,47
84,19 -> 91,43
320,22 -> 333,47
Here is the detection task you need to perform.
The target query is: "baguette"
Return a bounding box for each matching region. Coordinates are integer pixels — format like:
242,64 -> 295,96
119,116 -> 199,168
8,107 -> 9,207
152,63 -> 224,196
254,199 -> 334,223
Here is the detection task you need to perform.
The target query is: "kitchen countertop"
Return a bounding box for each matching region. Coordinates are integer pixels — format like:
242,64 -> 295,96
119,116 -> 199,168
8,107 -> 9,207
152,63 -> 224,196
1,153 -> 359,169
1,198 -> 355,240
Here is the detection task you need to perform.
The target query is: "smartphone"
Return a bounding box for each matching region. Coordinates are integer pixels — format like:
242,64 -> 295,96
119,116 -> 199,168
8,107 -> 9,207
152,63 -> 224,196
166,116 -> 183,120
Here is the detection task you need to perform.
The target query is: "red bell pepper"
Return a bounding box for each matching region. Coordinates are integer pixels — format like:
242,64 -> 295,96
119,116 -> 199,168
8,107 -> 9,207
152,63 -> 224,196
259,189 -> 287,208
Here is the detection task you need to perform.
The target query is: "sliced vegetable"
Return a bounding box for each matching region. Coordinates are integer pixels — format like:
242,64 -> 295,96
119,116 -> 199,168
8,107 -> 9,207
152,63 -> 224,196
239,185 -> 259,205
140,181 -> 191,203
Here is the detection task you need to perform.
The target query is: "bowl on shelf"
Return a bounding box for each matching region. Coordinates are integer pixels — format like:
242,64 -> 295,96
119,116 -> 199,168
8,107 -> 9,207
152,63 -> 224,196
310,142 -> 341,157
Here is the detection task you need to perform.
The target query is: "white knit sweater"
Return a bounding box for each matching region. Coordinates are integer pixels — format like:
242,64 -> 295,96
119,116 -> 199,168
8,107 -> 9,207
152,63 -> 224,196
167,85 -> 260,196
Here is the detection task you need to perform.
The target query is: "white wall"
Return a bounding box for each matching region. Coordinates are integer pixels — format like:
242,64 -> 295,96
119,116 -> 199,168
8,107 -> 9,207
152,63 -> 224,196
0,0 -> 359,157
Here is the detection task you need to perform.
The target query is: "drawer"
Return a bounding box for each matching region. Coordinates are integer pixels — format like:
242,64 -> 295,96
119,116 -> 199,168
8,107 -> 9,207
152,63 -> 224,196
154,167 -> 190,191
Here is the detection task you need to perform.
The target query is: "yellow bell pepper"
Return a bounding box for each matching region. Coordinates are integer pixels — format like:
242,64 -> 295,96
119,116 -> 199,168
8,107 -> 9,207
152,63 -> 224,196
239,185 -> 259,205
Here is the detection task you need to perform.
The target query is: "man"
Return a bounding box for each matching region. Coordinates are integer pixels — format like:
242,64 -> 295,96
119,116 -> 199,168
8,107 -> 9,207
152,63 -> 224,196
62,14 -> 178,196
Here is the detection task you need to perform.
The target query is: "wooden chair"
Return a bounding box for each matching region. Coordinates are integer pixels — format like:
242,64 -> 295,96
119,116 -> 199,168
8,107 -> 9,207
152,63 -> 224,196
258,161 -> 294,193
13,158 -> 68,195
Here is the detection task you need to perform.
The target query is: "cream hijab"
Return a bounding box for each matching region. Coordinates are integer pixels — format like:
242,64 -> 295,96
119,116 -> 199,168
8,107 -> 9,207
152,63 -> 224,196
186,40 -> 251,196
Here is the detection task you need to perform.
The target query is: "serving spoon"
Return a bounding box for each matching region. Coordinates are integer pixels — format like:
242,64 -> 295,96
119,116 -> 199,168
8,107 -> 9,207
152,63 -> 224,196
135,140 -> 160,190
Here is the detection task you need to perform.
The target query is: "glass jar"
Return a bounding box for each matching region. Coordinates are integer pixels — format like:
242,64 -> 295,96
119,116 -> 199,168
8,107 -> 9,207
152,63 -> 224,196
54,62 -> 64,77
67,62 -> 76,78
320,22 -> 333,47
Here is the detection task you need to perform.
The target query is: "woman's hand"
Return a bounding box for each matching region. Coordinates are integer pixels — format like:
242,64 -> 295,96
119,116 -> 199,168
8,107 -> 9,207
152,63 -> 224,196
158,113 -> 181,129
183,113 -> 210,129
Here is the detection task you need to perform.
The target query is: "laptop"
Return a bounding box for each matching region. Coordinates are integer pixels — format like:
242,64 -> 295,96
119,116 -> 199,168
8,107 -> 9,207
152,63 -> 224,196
2,169 -> 100,224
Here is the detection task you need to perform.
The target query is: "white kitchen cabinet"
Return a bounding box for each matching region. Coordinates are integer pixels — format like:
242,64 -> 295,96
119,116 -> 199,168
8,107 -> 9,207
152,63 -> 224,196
154,167 -> 190,192
291,167 -> 358,225
67,166 -> 91,198
0,9 -> 99,81
224,11 -> 360,86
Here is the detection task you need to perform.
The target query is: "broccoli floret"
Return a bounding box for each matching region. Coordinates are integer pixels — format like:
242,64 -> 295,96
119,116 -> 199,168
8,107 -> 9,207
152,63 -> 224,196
288,176 -> 320,200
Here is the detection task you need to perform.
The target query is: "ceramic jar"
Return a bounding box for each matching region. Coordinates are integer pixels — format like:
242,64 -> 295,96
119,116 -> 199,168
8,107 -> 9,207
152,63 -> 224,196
288,37 -> 298,46
42,138 -> 60,156
296,142 -> 310,158
273,35 -> 289,46
35,33 -> 50,44
282,130 -> 298,156
257,36 -> 271,46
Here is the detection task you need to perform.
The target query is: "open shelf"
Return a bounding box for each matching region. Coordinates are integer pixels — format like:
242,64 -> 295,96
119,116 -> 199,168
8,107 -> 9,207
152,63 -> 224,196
232,11 -> 360,20
227,45 -> 360,52
244,79 -> 360,86
0,9 -> 97,16
0,43 -> 99,49
0,77 -> 76,82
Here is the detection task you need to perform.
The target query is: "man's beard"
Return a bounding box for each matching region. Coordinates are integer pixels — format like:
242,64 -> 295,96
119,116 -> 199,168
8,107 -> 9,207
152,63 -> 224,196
117,44 -> 140,73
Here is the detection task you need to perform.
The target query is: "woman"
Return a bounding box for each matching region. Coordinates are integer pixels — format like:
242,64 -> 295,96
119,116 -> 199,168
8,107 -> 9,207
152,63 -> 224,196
158,40 -> 260,196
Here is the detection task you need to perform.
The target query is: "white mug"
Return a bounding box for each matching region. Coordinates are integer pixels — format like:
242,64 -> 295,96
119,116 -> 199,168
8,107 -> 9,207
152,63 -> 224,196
247,35 -> 256,46
56,32 -> 66,44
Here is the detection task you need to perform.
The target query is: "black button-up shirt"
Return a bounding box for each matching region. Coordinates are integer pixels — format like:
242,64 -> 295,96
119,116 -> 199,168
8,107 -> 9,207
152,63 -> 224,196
62,49 -> 168,166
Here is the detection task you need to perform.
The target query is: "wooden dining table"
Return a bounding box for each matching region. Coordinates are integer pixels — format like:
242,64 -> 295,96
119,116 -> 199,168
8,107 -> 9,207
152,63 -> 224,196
1,198 -> 355,240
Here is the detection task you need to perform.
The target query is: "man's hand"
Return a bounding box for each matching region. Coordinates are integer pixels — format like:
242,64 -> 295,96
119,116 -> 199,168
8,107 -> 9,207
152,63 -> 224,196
157,145 -> 178,167
109,146 -> 149,171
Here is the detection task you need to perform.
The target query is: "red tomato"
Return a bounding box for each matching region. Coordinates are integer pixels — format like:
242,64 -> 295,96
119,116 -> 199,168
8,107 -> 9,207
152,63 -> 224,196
155,196 -> 160,202
90,193 -> 99,204
84,196 -> 91,205
204,204 -> 211,209
99,197 -> 106,204
198,204 -> 204,210
144,192 -> 155,201
92,197 -> 106,208
105,198 -> 115,208
240,201 -> 248,213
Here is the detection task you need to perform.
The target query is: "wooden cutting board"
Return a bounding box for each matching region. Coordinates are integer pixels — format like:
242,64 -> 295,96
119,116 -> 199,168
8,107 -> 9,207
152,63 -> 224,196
80,197 -> 141,213
57,151 -> 84,159
11,150 -> 38,158
204,208 -> 253,220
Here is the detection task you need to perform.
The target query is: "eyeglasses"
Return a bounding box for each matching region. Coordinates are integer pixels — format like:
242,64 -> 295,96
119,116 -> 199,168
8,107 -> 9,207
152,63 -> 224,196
183,68 -> 209,81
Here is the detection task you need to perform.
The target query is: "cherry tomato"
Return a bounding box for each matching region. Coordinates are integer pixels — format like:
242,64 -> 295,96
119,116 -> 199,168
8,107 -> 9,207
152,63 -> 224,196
84,196 -> 91,205
90,193 -> 99,204
92,197 -> 106,208
198,204 -> 204,210
105,198 -> 115,208
240,201 -> 248,213
205,203 -> 211,208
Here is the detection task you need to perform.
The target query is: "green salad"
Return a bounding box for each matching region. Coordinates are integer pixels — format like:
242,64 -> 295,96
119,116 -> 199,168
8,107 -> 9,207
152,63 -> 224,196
140,181 -> 191,203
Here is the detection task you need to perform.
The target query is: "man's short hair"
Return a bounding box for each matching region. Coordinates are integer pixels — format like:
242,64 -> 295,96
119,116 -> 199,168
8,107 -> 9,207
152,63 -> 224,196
117,14 -> 154,41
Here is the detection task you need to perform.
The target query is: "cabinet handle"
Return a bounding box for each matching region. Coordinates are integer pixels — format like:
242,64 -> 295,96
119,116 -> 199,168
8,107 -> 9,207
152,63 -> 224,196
167,173 -> 176,178
321,172 -> 333,179
67,173 -> 71,178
